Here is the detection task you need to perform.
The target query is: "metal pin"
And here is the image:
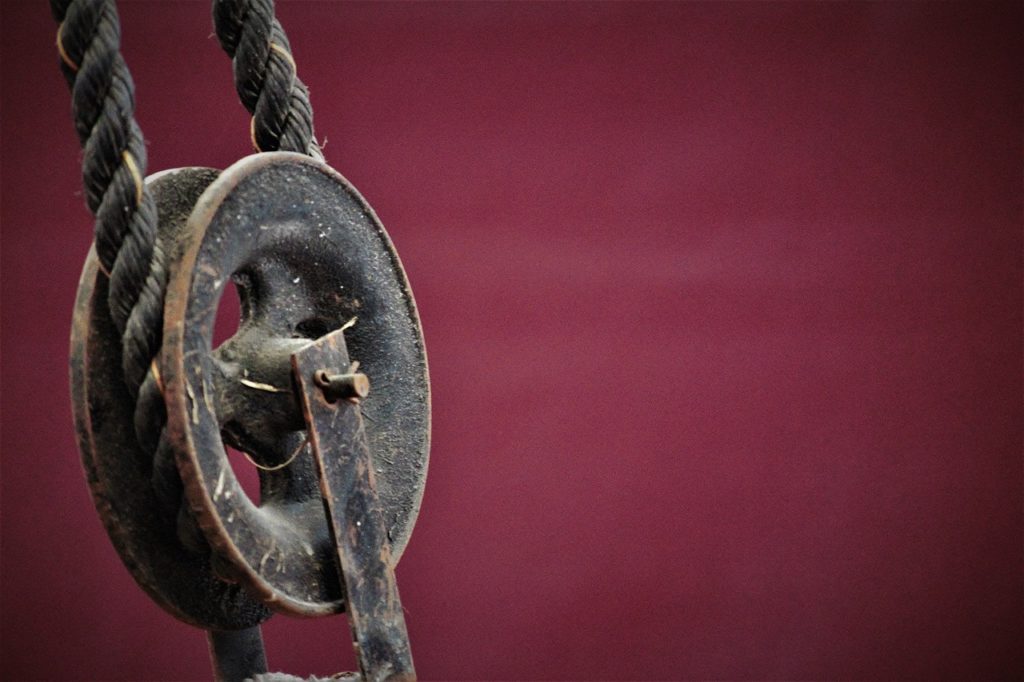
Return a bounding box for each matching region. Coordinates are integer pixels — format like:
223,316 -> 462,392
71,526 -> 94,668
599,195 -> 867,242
314,369 -> 370,403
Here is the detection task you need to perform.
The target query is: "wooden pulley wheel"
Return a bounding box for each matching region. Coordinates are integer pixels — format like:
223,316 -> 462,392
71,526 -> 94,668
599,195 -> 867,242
71,153 -> 430,631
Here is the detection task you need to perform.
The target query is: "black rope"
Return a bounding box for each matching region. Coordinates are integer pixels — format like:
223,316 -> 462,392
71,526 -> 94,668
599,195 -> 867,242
51,0 -> 200,555
51,0 -> 166,398
213,0 -> 322,159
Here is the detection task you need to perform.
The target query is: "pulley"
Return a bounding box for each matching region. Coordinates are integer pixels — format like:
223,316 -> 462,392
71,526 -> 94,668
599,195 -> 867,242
55,1 -> 432,675
71,153 -> 429,679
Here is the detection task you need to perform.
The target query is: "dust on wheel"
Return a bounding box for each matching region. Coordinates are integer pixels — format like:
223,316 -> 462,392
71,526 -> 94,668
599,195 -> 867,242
163,152 -> 430,617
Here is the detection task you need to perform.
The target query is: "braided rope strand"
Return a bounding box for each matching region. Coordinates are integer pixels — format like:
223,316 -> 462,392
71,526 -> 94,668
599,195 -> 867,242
213,0 -> 323,159
51,0 -> 167,398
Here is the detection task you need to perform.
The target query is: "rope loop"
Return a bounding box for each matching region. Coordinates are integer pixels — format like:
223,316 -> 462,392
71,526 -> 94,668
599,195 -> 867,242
52,0 -> 325,561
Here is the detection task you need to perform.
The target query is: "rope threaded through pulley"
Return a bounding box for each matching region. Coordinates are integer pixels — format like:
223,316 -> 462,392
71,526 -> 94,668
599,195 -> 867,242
51,0 -> 323,566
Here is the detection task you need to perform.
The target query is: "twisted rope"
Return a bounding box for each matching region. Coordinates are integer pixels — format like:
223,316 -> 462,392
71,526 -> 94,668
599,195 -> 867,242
53,0 -> 323,555
51,0 -> 165,399
213,0 -> 323,159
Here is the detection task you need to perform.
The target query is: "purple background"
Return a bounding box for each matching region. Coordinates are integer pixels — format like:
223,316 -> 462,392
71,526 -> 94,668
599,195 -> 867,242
2,1 -> 1021,679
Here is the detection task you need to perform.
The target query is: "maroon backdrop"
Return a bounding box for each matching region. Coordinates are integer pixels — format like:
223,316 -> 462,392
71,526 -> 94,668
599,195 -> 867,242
2,2 -> 1021,680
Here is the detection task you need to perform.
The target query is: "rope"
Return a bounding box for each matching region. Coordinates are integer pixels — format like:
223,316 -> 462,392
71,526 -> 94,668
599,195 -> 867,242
52,0 -> 323,556
51,0 -> 166,398
212,0 -> 323,160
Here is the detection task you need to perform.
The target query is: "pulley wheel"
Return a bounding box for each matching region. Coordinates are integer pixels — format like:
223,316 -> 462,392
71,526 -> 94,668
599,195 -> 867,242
163,152 -> 430,617
71,153 -> 430,628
